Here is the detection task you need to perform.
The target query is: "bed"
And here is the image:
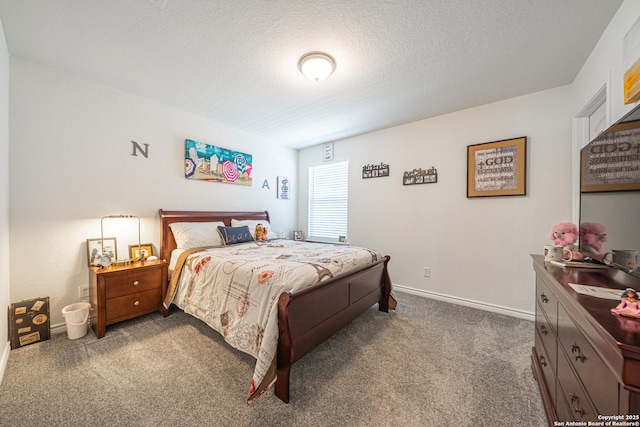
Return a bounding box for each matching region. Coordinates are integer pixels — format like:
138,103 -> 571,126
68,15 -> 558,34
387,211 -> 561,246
158,209 -> 394,403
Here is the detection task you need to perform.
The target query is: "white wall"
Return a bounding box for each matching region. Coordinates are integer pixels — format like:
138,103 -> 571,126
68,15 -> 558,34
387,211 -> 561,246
299,86 -> 573,317
0,20 -> 10,381
572,0 -> 640,123
297,0 -> 640,318
9,57 -> 297,329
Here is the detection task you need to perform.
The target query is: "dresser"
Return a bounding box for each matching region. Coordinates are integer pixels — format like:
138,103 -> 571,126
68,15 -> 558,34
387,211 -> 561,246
531,255 -> 640,425
89,260 -> 169,338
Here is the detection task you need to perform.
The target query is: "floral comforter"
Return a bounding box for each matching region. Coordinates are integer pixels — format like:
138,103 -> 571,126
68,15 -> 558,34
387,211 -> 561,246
164,239 -> 383,402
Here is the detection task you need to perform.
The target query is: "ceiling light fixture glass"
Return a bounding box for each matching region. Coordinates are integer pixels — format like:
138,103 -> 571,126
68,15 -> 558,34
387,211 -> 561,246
298,52 -> 336,82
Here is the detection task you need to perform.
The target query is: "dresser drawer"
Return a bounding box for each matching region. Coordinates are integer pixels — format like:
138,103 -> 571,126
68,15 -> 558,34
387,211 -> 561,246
557,349 -> 598,422
557,305 -> 619,415
555,383 -> 574,423
106,288 -> 162,323
535,331 -> 556,405
536,277 -> 558,332
536,302 -> 557,373
105,268 -> 162,299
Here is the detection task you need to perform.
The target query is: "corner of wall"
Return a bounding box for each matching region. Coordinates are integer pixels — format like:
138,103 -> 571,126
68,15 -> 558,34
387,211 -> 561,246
0,10 -> 11,371
0,340 -> 9,384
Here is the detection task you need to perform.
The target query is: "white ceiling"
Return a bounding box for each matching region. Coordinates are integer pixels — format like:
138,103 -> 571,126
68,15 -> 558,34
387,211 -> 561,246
0,0 -> 623,149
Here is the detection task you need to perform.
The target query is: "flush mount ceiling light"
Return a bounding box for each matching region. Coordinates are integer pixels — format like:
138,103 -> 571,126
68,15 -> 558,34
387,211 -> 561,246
298,52 -> 336,82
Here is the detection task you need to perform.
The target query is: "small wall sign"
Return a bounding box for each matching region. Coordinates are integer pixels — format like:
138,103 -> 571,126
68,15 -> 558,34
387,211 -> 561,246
403,167 -> 438,185
277,176 -> 289,199
323,143 -> 334,162
362,162 -> 390,179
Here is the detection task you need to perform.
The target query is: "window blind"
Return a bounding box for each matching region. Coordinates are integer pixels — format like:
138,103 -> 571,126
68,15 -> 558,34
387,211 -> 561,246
308,160 -> 348,242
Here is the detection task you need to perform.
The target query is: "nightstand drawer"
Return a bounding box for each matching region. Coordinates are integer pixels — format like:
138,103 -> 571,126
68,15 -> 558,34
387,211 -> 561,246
105,269 -> 162,299
106,288 -> 162,323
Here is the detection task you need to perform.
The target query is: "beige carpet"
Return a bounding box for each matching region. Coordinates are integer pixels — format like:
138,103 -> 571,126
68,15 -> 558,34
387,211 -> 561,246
0,292 -> 546,426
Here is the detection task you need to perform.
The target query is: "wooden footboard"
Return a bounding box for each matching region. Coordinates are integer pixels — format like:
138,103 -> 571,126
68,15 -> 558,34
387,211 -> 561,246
275,255 -> 392,403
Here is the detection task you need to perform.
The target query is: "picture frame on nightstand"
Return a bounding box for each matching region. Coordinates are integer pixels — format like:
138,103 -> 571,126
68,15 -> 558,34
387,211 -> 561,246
129,243 -> 154,259
86,237 -> 117,266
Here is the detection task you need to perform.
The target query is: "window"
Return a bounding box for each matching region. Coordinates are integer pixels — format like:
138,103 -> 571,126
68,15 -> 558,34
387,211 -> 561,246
308,160 -> 348,242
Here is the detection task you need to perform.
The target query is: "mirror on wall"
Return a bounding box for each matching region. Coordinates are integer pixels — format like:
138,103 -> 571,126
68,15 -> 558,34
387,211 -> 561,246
579,105 -> 640,278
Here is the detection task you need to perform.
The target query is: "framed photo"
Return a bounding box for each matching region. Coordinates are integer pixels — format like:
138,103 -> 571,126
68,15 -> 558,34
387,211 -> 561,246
293,230 -> 303,241
86,238 -> 117,266
129,243 -> 154,260
338,235 -> 347,243
277,176 -> 290,199
467,136 -> 527,197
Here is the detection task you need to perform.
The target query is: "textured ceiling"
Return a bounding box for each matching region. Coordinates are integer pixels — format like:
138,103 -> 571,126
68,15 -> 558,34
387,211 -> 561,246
0,0 -> 624,149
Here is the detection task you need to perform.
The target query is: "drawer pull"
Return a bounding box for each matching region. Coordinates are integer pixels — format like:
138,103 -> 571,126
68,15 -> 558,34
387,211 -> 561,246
133,280 -> 139,286
539,355 -> 547,367
569,393 -> 585,416
133,300 -> 140,306
540,293 -> 549,303
570,343 -> 585,362
539,325 -> 548,335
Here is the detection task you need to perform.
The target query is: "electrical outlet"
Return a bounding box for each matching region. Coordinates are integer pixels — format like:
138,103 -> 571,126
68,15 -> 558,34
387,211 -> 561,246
423,267 -> 431,277
78,285 -> 89,298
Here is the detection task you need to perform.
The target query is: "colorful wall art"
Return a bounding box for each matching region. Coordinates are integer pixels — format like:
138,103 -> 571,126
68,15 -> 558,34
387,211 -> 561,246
184,139 -> 253,185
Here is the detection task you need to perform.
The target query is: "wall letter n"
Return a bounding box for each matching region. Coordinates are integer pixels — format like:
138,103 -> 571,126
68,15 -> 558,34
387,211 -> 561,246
131,140 -> 149,158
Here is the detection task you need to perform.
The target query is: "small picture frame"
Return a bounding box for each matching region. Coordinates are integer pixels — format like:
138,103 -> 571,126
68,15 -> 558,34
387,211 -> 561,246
293,230 -> 303,241
86,238 -> 117,266
277,176 -> 290,199
338,236 -> 347,243
129,243 -> 154,260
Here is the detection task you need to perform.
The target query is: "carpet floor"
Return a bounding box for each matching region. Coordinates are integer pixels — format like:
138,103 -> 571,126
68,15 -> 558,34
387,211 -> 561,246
0,292 -> 546,426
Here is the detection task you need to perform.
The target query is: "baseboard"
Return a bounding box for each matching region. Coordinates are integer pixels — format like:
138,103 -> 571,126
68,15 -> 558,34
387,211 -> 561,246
0,340 -> 10,385
51,322 -> 66,335
393,284 -> 535,321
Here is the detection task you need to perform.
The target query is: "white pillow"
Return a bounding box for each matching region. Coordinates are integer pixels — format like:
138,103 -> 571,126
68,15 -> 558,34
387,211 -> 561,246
231,219 -> 278,239
169,221 -> 225,248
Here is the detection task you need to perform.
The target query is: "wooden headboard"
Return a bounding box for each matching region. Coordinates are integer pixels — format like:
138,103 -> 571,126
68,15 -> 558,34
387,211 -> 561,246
158,209 -> 270,261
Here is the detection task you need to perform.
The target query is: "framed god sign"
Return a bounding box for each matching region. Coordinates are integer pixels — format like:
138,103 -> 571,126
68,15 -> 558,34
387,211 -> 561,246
467,136 -> 527,198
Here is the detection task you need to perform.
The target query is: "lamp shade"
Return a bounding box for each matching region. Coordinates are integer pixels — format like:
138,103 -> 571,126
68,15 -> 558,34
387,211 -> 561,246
298,52 -> 336,82
100,214 -> 142,266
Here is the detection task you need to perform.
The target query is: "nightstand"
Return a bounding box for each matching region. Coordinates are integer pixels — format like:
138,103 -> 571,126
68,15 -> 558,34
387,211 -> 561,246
89,259 -> 168,338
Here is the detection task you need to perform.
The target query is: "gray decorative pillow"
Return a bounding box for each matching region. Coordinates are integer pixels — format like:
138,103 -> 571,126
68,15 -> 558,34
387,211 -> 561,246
217,225 -> 255,245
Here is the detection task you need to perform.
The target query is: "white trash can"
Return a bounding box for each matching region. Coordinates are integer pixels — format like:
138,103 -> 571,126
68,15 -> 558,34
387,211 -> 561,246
61,302 -> 91,339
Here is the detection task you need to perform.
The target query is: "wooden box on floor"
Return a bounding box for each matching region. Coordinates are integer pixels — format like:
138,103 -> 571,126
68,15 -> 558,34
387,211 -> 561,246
9,297 -> 51,349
